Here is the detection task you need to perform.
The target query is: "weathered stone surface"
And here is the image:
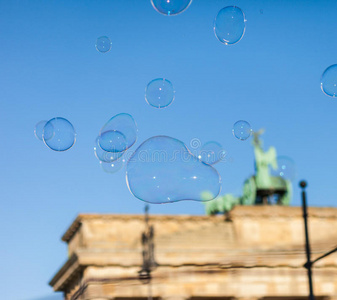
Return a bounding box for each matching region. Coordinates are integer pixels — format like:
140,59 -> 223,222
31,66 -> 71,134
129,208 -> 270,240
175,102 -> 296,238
50,206 -> 337,299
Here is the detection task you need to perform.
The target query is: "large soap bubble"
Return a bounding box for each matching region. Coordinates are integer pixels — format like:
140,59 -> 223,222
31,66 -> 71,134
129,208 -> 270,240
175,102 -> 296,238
99,113 -> 137,152
126,136 -> 221,204
232,120 -> 252,141
214,6 -> 246,45
145,78 -> 175,109
271,156 -> 296,181
321,64 -> 337,97
199,141 -> 226,165
43,117 -> 76,151
95,36 -> 112,53
151,0 -> 192,16
94,137 -> 124,162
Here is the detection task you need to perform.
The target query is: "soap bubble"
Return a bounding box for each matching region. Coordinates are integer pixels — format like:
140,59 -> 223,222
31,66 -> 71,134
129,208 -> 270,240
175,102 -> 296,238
126,136 -> 221,204
95,36 -> 112,53
199,141 -> 226,165
145,78 -> 175,109
100,158 -> 124,174
100,113 -> 137,151
232,120 -> 252,141
271,156 -> 296,181
43,118 -> 76,151
34,120 -> 49,141
321,64 -> 337,97
98,130 -> 127,153
151,0 -> 192,16
94,137 -> 124,162
214,6 -> 246,45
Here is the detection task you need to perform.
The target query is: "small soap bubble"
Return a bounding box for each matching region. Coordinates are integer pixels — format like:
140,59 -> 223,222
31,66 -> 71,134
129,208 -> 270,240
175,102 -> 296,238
100,158 -> 124,174
95,36 -> 112,53
145,78 -> 175,108
43,117 -> 76,151
151,0 -> 192,16
271,156 -> 296,181
94,137 -> 124,162
199,141 -> 226,165
232,120 -> 252,141
214,6 -> 246,45
34,120 -> 49,141
126,136 -> 221,204
98,130 -> 127,153
100,113 -> 137,151
321,64 -> 337,97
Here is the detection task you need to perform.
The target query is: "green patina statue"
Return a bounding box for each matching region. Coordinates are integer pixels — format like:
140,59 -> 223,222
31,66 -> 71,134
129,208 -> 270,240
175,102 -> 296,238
204,129 -> 292,215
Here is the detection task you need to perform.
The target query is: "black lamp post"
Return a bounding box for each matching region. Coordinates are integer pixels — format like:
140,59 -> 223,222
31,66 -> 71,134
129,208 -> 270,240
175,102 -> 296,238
300,181 -> 337,300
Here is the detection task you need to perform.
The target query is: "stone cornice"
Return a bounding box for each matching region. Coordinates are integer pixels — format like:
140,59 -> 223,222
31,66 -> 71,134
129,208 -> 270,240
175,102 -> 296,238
61,206 -> 337,243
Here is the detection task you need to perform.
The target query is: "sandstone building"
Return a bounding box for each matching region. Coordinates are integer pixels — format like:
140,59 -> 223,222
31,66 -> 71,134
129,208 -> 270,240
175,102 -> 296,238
50,206 -> 337,300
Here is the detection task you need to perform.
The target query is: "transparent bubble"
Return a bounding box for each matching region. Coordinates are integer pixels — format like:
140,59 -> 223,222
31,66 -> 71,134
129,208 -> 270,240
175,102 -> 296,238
43,117 -> 76,151
100,113 -> 137,151
321,64 -> 337,97
232,120 -> 252,141
271,156 -> 296,181
100,158 -> 124,174
34,120 -> 49,141
145,78 -> 175,109
214,6 -> 246,45
198,141 -> 226,165
94,137 -> 124,162
151,0 -> 192,16
95,36 -> 112,53
126,136 -> 221,204
98,130 -> 127,153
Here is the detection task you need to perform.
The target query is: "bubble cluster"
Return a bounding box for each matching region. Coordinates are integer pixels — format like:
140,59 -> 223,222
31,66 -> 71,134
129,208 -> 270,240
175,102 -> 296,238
321,64 -> 337,97
99,113 -> 137,151
126,136 -> 221,204
151,0 -> 192,16
95,36 -> 112,53
94,137 -> 124,163
98,130 -> 127,153
214,6 -> 246,45
199,141 -> 226,165
232,120 -> 252,141
40,117 -> 76,152
271,156 -> 296,181
145,78 -> 175,108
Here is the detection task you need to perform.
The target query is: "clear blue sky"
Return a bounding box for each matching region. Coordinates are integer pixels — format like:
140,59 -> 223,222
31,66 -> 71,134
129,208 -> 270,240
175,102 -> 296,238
1,0 -> 337,299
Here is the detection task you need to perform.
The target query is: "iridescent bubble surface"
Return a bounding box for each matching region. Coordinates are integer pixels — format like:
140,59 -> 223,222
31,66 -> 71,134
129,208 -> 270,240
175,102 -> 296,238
232,120 -> 252,141
321,64 -> 337,97
98,130 -> 127,153
271,156 -> 296,181
145,78 -> 175,109
199,141 -> 226,165
214,6 -> 246,45
100,113 -> 137,151
100,159 -> 124,174
34,120 -> 48,141
43,117 -> 76,151
94,137 -> 124,162
151,0 -> 192,16
95,36 -> 112,53
126,136 -> 221,204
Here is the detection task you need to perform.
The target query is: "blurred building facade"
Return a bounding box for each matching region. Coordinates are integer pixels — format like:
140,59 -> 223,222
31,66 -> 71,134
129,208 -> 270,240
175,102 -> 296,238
50,206 -> 337,300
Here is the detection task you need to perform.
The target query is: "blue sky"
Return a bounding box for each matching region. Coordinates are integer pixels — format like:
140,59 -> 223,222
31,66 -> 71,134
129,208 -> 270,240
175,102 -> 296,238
1,0 -> 337,299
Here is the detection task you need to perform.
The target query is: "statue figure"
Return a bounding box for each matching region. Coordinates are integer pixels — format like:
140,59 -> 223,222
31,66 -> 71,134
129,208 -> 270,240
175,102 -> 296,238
204,129 -> 292,215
